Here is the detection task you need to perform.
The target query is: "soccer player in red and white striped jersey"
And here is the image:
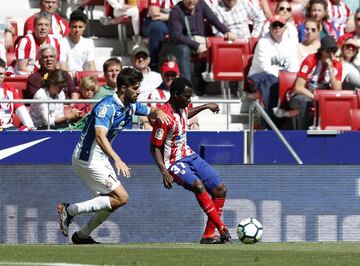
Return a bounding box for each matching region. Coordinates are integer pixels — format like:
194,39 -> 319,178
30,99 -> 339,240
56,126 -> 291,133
150,77 -> 232,244
15,11 -> 61,75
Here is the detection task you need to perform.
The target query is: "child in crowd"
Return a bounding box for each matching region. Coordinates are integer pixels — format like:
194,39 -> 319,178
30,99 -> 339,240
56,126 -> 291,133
73,76 -> 99,117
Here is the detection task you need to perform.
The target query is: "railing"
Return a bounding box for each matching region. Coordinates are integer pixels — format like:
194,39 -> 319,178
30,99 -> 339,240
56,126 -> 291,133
0,99 -> 242,130
247,101 -> 303,165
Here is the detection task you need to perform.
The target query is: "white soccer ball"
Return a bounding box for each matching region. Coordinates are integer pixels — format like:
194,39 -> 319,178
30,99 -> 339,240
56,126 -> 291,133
236,218 -> 263,244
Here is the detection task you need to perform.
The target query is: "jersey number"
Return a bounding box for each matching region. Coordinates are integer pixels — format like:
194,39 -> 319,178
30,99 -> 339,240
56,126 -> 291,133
170,162 -> 186,175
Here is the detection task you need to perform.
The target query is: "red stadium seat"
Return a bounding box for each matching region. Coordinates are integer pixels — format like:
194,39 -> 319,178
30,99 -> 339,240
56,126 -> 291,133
350,109 -> 360,131
318,92 -> 358,130
273,72 -> 299,125
248,37 -> 259,54
313,90 -> 355,128
6,52 -> 16,67
74,71 -> 106,86
4,75 -> 28,98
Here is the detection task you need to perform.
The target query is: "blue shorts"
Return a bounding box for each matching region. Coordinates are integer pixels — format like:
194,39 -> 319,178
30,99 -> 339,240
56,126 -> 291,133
168,154 -> 221,192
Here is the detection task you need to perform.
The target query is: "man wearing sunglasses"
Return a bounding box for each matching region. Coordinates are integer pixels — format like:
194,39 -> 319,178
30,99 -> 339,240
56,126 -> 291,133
248,15 -> 299,128
289,35 -> 342,130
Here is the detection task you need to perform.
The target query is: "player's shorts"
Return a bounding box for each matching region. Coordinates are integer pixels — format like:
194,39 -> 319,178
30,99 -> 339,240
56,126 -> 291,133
72,154 -> 121,195
168,154 -> 221,192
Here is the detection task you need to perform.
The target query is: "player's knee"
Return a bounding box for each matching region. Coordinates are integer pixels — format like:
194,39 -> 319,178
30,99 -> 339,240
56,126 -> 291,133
191,180 -> 206,194
211,183 -> 227,198
111,193 -> 129,209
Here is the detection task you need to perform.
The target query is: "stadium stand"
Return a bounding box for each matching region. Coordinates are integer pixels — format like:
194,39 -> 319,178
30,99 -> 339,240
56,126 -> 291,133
350,109 -> 360,131
4,75 -> 28,98
74,70 -> 106,86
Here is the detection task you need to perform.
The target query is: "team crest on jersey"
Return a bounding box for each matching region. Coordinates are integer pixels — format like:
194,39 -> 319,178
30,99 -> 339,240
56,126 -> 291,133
301,65 -> 308,73
155,128 -> 164,140
98,107 -> 107,117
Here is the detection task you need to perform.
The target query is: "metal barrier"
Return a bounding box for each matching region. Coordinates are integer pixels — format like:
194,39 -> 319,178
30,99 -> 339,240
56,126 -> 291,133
0,98 -> 242,130
247,101 -> 303,164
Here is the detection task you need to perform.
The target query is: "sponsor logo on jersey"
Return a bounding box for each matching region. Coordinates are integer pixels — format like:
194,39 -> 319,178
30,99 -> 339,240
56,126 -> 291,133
301,65 -> 308,73
98,107 -> 107,117
155,128 -> 164,140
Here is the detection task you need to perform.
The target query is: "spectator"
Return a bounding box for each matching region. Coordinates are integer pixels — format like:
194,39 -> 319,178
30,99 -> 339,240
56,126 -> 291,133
338,8 -> 360,69
25,44 -> 78,100
16,11 -> 61,75
327,0 -> 352,36
30,69 -> 81,129
168,0 -> 235,96
24,0 -> 70,39
0,18 -> 16,51
104,0 -> 141,44
60,9 -> 96,74
73,76 -> 99,117
339,37 -> 360,90
92,57 -> 122,100
142,0 -> 179,71
248,15 -> 299,126
131,46 -> 162,101
298,0 -> 339,43
289,36 -> 342,130
297,18 -> 321,63
148,58 -> 200,129
0,58 -> 35,131
212,0 -> 265,40
261,0 -> 298,43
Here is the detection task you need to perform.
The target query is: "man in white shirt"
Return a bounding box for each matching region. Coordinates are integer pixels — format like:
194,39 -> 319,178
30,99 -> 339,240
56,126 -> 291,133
60,9 -> 96,75
248,15 -> 299,127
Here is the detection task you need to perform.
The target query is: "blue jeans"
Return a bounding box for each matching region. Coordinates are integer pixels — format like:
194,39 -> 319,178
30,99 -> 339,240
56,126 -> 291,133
142,19 -> 168,67
171,43 -> 192,81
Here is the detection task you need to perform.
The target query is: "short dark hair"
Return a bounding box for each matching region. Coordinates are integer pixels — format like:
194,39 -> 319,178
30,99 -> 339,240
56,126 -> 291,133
103,57 -> 122,73
44,69 -> 68,88
70,9 -> 88,24
0,58 -> 6,69
170,77 -> 192,96
117,67 -> 143,88
355,7 -> 360,17
306,0 -> 329,21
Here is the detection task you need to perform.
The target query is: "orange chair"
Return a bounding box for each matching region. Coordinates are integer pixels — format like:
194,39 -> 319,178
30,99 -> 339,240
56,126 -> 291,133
75,71 -> 106,86
318,92 -> 358,130
350,109 -> 360,131
4,75 -> 28,98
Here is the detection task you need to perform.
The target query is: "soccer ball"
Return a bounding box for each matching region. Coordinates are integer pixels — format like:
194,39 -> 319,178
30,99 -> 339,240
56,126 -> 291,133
236,218 -> 263,244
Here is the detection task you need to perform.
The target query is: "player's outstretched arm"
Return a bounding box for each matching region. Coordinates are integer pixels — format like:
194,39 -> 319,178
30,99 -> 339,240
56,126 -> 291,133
95,127 -> 131,178
188,103 -> 220,119
150,144 -> 174,189
148,107 -> 171,125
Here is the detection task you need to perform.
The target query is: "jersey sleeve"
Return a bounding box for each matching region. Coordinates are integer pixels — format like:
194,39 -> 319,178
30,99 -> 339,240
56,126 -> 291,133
94,103 -> 114,130
297,55 -> 314,80
334,61 -> 342,81
134,102 -> 150,116
150,119 -> 170,147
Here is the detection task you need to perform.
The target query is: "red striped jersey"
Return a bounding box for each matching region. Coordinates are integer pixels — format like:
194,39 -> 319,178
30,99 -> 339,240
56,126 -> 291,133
297,54 -> 342,90
0,83 -> 23,126
327,0 -> 351,36
15,33 -> 60,73
150,102 -> 194,169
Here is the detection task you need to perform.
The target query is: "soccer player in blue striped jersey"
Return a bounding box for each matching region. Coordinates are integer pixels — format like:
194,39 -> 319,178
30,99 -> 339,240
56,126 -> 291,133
57,67 -> 171,244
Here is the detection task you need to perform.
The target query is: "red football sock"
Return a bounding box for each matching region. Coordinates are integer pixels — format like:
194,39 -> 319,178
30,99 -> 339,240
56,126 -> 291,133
195,192 -> 224,236
203,197 -> 225,237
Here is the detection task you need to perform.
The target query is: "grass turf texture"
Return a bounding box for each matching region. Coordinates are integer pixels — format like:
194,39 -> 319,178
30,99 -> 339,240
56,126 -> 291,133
1,243 -> 360,266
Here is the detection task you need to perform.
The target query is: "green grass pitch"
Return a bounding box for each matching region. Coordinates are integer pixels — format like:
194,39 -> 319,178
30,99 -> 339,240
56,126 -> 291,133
1,243 -> 360,266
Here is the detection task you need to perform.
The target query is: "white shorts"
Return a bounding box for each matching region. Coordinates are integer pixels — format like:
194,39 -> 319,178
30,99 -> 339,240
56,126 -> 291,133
72,155 -> 121,195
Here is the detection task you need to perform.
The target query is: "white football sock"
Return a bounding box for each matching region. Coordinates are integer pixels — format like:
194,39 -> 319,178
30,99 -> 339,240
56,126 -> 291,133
78,210 -> 112,238
67,196 -> 111,216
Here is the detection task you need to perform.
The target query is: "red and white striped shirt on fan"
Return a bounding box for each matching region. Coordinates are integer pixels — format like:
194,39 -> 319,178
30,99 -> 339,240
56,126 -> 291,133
15,34 -> 60,73
150,102 -> 194,169
327,0 -> 351,36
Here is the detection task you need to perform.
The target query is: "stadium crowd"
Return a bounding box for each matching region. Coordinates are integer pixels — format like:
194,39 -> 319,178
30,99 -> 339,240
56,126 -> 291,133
0,0 -> 359,131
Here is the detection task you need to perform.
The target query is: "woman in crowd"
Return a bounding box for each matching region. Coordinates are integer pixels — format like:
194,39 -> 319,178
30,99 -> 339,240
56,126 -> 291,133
261,0 -> 298,43
298,0 -> 339,42
297,18 -> 321,63
339,37 -> 360,90
30,69 -> 81,129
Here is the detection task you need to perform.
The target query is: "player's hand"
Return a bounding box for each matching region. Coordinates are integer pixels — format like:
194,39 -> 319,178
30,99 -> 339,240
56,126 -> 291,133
206,103 -> 220,114
115,160 -> 131,178
156,110 -> 171,125
163,172 -> 174,189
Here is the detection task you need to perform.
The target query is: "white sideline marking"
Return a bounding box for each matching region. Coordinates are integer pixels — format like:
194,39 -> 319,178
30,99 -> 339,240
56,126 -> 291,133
0,263 -> 98,266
